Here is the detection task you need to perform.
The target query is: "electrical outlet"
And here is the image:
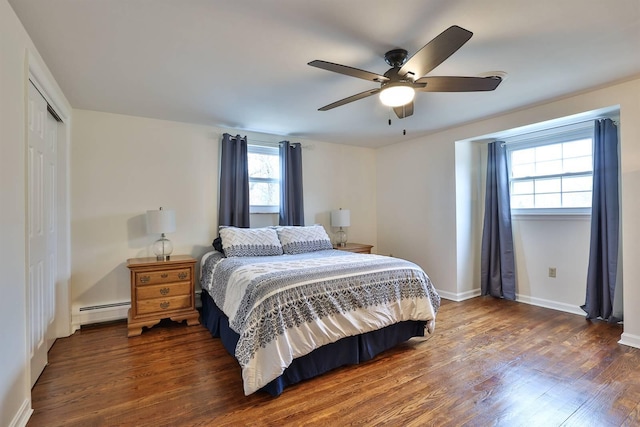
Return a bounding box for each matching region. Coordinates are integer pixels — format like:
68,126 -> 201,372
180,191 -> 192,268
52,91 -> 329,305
548,267 -> 557,278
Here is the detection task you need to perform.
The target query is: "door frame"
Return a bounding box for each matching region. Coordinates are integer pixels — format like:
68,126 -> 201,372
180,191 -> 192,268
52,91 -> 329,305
27,50 -> 72,343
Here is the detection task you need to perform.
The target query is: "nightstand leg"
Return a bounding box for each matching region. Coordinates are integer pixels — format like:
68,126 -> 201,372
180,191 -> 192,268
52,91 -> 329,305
186,316 -> 200,326
127,326 -> 143,337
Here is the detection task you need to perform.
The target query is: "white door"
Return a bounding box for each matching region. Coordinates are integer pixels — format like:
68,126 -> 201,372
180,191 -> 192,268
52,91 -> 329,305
28,81 -> 58,386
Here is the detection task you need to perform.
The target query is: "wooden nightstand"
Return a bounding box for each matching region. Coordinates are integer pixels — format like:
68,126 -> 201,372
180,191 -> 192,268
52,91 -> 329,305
333,243 -> 374,254
126,255 -> 199,337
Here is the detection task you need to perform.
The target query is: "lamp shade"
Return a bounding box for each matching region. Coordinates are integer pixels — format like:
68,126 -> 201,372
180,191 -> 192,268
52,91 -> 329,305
146,207 -> 176,234
331,209 -> 350,228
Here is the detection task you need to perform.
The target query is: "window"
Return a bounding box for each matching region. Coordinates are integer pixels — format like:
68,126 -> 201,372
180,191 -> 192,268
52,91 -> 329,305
248,145 -> 280,213
506,123 -> 594,213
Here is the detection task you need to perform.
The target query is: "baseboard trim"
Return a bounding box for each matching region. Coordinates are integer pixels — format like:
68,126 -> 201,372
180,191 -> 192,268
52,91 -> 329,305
619,332 -> 640,349
9,398 -> 33,427
438,288 -> 586,317
515,294 -> 585,316
437,288 -> 481,302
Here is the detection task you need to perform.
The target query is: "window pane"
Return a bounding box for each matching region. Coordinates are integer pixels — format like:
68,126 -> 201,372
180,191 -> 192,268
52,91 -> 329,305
512,163 -> 535,178
563,156 -> 592,173
535,144 -> 562,162
512,180 -> 533,195
248,152 -> 280,179
535,178 -> 560,194
563,191 -> 591,207
563,175 -> 592,192
535,160 -> 562,176
512,195 -> 534,208
535,193 -> 561,208
249,182 -> 279,206
507,128 -> 594,211
511,148 -> 535,165
248,145 -> 280,209
563,139 -> 592,158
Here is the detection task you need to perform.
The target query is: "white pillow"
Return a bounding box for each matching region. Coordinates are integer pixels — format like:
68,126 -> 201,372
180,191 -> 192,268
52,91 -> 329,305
276,225 -> 333,255
219,226 -> 283,257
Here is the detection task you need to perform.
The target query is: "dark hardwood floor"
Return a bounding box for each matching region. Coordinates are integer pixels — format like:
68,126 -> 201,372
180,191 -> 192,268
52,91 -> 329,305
28,297 -> 640,426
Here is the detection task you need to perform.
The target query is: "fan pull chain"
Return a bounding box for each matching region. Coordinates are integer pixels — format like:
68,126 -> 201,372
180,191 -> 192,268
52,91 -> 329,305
387,108 -> 406,135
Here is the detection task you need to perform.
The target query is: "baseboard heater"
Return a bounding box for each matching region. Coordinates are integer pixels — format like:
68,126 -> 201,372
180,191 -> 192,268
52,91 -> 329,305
79,301 -> 131,312
75,292 -> 203,329
73,302 -> 131,331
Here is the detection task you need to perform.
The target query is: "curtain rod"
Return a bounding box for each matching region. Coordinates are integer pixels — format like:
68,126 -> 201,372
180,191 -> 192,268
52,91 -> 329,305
226,135 -> 309,148
498,116 -> 618,146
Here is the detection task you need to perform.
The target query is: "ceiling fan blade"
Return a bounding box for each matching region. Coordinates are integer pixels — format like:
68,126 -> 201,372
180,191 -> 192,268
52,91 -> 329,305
318,88 -> 381,111
415,76 -> 502,92
399,25 -> 473,79
308,60 -> 389,83
393,102 -> 414,119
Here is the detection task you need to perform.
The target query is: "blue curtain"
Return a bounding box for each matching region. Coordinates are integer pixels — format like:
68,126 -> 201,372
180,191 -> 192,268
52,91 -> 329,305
279,141 -> 304,226
481,141 -> 516,300
582,118 -> 620,322
218,133 -> 250,227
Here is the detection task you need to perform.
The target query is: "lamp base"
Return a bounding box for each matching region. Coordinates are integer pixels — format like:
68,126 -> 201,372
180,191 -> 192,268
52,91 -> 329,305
335,228 -> 348,247
153,234 -> 173,262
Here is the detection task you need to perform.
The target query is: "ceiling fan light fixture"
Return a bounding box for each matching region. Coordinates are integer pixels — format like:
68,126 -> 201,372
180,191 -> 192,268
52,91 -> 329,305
379,84 -> 415,107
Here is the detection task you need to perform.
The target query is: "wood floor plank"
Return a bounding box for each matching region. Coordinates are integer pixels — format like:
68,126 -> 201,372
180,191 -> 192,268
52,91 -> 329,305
27,297 -> 640,426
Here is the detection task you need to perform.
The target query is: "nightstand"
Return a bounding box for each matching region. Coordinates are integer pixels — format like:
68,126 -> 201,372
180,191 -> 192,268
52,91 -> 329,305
333,243 -> 374,254
126,255 -> 199,337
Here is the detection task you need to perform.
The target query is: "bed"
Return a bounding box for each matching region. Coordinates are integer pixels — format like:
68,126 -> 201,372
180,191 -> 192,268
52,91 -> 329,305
199,225 -> 441,396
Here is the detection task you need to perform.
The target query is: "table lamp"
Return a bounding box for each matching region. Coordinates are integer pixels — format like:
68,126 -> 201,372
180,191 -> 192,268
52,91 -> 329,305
331,208 -> 350,247
146,207 -> 176,261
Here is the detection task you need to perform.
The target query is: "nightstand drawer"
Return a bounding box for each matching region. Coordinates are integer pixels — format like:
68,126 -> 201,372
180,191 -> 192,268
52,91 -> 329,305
136,282 -> 191,300
136,295 -> 192,315
135,268 -> 191,286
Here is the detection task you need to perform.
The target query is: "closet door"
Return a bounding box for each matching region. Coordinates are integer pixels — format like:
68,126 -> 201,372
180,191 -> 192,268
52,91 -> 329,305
28,81 -> 58,386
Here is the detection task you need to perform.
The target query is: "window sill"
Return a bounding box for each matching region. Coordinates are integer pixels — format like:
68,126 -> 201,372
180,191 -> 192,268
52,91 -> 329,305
511,208 -> 591,221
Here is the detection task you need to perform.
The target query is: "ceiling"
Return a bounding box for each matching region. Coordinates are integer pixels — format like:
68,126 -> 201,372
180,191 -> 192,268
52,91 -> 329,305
9,0 -> 640,148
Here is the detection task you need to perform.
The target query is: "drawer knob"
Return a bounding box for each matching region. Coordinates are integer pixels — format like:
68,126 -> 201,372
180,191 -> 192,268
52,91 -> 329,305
161,273 -> 169,279
160,287 -> 170,296
140,275 -> 150,284
160,301 -> 170,309
178,272 -> 187,280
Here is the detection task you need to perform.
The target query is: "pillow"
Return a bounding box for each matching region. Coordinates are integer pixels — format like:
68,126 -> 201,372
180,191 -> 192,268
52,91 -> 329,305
219,226 -> 283,257
276,225 -> 333,255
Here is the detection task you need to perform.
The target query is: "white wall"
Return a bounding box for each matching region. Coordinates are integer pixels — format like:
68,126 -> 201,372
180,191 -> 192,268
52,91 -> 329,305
378,76 -> 640,345
454,140 -> 484,300
1,1 -> 71,425
511,216 -> 591,314
70,110 -> 378,325
376,133 -> 457,293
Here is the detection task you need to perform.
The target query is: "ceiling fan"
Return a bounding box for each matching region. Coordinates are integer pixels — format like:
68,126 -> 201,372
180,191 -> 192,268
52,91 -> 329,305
308,25 -> 502,119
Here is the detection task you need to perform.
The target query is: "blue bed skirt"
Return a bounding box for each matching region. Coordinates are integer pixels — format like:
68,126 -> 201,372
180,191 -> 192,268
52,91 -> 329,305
200,289 -> 426,396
